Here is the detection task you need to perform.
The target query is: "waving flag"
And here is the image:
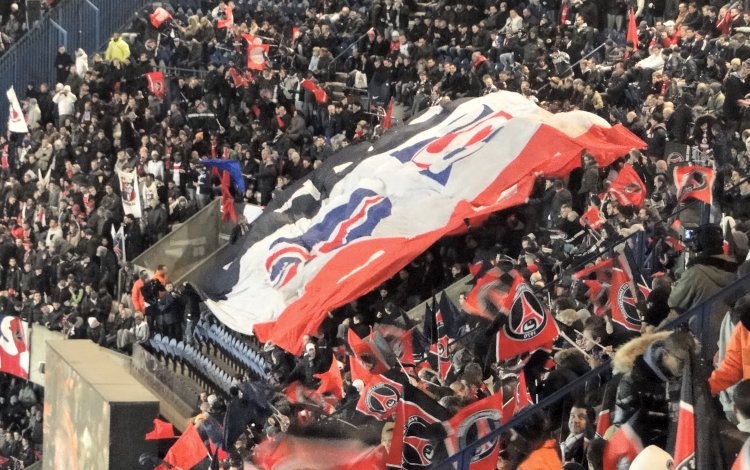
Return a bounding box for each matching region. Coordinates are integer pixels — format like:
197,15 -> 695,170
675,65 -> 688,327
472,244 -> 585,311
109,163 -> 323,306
573,257 -> 614,281
0,314 -> 29,379
495,275 -> 559,361
145,419 -> 176,440
602,412 -> 646,470
315,358 -> 344,399
348,328 -> 390,375
609,268 -> 642,331
243,34 -> 269,71
464,267 -> 505,319
301,79 -> 329,104
6,87 -> 28,134
580,205 -> 605,229
733,437 -> 750,470
197,92 -> 643,354
116,169 -> 142,218
254,434 -> 386,469
435,308 -> 451,380
443,393 -> 503,470
607,163 -> 646,207
221,170 -> 237,223
356,369 -> 404,421
674,165 -> 715,205
626,9 -> 639,52
157,423 -> 208,470
110,224 -> 125,261
149,7 -> 172,28
145,71 -> 166,98
387,383 -> 449,469
673,354 -> 695,470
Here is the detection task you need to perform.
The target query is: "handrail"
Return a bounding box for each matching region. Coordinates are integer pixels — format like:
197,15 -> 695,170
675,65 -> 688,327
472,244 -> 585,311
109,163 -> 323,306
434,270 -> 750,469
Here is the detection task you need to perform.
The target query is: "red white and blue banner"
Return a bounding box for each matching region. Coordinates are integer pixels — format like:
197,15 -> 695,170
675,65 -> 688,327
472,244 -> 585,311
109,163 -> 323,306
0,314 -> 30,379
198,91 -> 643,354
116,169 -> 142,219
6,87 -> 28,134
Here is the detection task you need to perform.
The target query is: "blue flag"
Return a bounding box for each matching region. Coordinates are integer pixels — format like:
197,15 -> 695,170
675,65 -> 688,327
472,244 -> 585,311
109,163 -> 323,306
202,159 -> 246,194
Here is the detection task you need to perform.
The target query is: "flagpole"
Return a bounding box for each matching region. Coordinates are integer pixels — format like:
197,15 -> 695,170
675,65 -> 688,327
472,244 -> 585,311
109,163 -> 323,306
536,42 -> 607,93
558,330 -> 595,360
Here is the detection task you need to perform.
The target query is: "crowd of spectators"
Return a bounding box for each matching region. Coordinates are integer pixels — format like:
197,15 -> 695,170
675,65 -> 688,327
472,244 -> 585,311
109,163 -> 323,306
0,2 -> 57,57
5,0 -> 750,467
0,376 -> 42,467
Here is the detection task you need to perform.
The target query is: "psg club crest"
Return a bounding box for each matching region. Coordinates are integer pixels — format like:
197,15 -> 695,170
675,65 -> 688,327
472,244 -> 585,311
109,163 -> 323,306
454,409 -> 503,464
505,283 -> 547,341
616,283 -> 641,326
403,415 -> 436,468
365,383 -> 400,415
677,171 -> 708,198
120,179 -> 137,202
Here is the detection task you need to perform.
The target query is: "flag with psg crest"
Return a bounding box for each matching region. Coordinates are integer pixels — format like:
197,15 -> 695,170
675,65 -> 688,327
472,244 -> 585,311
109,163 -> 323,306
196,92 -> 644,355
495,275 -> 559,361
355,369 -> 405,421
443,392 -> 503,470
387,383 -> 449,469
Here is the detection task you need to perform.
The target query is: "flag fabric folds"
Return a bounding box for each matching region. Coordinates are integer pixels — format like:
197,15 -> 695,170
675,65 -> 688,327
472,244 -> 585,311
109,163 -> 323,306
6,87 -> 29,134
580,205 -> 605,229
626,8 -> 639,51
387,383 -> 449,469
495,275 -> 559,361
144,419 -> 176,440
110,224 -> 126,261
116,169 -> 142,218
673,355 -> 695,470
243,34 -> 269,71
253,435 -> 386,469
443,393 -> 502,470
602,412 -> 645,470
145,72 -> 166,98
383,98 -> 394,129
0,314 -> 29,379
197,91 -> 644,354
609,268 -> 643,332
315,358 -> 344,399
201,159 -> 246,194
674,165 -> 715,205
149,7 -> 172,28
355,369 -> 404,421
301,79 -> 329,104
607,163 -> 646,207
157,423 -> 208,470
221,171 -> 237,223
216,3 -> 234,28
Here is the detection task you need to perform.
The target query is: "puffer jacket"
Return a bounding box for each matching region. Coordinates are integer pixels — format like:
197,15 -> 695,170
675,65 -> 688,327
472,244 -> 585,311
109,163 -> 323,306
709,322 -> 750,395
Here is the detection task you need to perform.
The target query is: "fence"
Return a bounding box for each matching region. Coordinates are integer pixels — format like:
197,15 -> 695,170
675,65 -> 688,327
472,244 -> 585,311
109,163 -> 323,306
434,271 -> 750,469
0,0 -> 152,128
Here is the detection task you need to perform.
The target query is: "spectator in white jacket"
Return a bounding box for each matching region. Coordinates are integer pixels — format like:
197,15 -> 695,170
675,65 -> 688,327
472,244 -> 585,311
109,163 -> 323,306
500,9 -> 524,36
636,44 -> 665,73
51,84 -> 76,126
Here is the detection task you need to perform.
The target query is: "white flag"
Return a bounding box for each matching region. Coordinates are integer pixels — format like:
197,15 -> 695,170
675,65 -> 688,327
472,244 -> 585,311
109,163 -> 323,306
116,169 -> 142,218
110,224 -> 126,261
6,87 -> 28,134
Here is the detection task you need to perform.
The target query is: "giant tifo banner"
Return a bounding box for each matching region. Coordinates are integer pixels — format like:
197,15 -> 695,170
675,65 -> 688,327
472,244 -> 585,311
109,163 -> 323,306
197,91 -> 644,354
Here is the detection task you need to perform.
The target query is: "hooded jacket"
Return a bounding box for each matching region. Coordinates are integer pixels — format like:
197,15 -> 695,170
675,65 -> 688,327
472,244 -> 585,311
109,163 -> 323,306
709,322 -> 750,395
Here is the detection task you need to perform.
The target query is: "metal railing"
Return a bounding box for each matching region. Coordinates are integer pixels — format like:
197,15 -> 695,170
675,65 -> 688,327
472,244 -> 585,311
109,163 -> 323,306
0,0 -> 151,128
434,270 -> 750,469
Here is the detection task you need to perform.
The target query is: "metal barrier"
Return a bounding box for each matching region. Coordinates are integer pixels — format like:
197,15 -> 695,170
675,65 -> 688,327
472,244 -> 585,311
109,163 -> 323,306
0,0 -> 152,128
434,271 -> 750,469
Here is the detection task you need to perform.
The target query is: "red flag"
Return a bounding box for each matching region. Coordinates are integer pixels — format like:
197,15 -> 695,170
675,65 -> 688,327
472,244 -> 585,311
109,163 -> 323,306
383,99 -> 394,129
595,408 -> 611,439
145,71 -> 166,98
608,164 -> 646,207
301,79 -> 328,104
626,9 -> 639,52
580,205 -> 604,229
145,418 -> 176,440
315,358 -> 344,399
221,171 -> 236,223
583,280 -> 608,317
158,423 -> 208,470
435,309 -> 451,381
609,268 -> 642,331
217,3 -> 234,29
347,328 -> 389,375
674,165 -> 715,205
349,354 -> 374,384
243,34 -> 269,71
464,268 -> 503,319
292,26 -> 300,41
495,276 -> 559,361
673,356 -> 695,470
355,370 -> 403,421
0,314 -> 29,379
386,384 -> 449,469
149,7 -> 172,28
376,324 -> 416,366
602,419 -> 644,470
561,3 -> 568,24
284,381 -> 336,413
515,370 -> 533,409
443,393 -> 503,470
